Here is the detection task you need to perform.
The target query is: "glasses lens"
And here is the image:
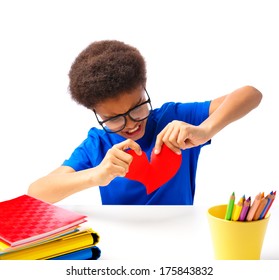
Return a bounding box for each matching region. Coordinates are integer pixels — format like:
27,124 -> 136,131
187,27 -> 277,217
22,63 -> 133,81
103,116 -> 126,132
129,102 -> 151,121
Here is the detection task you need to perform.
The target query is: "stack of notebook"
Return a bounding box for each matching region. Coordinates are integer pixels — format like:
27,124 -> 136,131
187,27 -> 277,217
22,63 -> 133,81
0,194 -> 101,260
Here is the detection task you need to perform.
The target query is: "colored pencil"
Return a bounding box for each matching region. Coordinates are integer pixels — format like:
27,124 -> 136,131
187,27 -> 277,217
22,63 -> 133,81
263,190 -> 276,218
225,192 -> 235,220
253,196 -> 268,221
259,192 -> 273,219
232,195 -> 245,221
238,196 -> 251,221
246,192 -> 263,221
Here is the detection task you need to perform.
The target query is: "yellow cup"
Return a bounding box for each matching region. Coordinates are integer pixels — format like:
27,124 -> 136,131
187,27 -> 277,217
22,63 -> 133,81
207,204 -> 270,260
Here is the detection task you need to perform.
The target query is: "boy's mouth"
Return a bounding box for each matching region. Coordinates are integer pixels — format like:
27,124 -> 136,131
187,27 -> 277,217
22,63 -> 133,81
127,125 -> 140,134
123,124 -> 142,137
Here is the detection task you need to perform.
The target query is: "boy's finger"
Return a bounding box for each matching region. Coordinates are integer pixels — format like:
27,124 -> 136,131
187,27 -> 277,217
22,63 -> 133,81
115,140 -> 142,156
154,125 -> 171,154
165,143 -> 181,155
154,137 -> 163,154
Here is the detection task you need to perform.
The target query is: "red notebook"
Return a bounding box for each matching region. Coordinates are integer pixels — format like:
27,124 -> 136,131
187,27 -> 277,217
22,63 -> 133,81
0,195 -> 87,247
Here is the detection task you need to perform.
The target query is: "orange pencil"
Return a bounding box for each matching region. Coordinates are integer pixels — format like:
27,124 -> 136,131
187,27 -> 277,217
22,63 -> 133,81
231,195 -> 245,221
253,196 -> 268,220
246,192 -> 263,221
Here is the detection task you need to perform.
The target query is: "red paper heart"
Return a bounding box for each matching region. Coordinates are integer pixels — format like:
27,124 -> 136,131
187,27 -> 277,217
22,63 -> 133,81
125,144 -> 182,194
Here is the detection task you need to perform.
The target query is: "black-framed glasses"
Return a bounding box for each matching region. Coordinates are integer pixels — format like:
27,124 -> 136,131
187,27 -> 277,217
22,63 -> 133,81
94,89 -> 152,133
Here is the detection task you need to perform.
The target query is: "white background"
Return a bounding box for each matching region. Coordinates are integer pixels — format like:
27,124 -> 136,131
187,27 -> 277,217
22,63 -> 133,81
0,0 -> 278,208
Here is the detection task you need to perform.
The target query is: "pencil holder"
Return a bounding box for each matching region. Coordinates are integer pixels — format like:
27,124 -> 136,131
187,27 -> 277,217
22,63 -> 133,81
207,204 -> 270,260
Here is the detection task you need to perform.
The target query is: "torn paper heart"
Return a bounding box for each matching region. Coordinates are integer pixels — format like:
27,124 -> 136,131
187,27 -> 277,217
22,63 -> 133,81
125,144 -> 182,194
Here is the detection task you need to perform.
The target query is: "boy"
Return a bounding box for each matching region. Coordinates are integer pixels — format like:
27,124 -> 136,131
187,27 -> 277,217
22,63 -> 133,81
28,40 -> 262,205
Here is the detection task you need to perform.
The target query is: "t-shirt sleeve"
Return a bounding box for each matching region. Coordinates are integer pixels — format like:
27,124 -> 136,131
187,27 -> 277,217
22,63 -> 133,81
62,145 -> 92,171
62,134 -> 100,171
175,100 -> 211,125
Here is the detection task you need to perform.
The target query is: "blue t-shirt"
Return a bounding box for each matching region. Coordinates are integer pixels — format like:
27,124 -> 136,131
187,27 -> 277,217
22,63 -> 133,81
62,101 -> 211,205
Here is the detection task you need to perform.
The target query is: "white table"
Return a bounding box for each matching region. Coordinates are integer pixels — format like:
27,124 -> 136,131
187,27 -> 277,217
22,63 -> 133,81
64,205 -> 279,260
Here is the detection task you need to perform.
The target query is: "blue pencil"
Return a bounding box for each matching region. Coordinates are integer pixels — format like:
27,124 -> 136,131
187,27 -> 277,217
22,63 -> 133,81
259,192 -> 273,219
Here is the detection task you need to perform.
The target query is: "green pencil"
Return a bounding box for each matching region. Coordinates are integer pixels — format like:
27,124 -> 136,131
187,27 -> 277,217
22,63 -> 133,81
225,192 -> 235,220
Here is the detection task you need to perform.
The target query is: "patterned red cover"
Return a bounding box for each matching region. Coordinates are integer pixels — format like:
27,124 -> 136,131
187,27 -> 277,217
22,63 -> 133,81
0,195 -> 87,246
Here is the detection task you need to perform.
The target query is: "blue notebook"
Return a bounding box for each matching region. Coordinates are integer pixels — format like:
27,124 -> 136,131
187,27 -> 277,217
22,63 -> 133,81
49,246 -> 101,260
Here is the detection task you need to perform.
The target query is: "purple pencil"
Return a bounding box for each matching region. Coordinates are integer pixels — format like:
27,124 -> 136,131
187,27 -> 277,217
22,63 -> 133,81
238,196 -> 251,221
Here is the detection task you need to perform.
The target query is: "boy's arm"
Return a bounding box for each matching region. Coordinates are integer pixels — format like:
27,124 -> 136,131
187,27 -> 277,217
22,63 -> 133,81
28,166 -> 100,203
203,85 -> 263,138
154,85 -> 263,155
28,139 -> 142,203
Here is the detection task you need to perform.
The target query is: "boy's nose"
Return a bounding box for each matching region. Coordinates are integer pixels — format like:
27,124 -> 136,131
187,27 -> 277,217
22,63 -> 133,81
125,115 -> 138,129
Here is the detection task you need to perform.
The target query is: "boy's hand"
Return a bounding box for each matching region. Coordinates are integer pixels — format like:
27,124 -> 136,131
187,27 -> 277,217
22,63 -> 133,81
154,120 -> 208,155
96,139 -> 142,186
